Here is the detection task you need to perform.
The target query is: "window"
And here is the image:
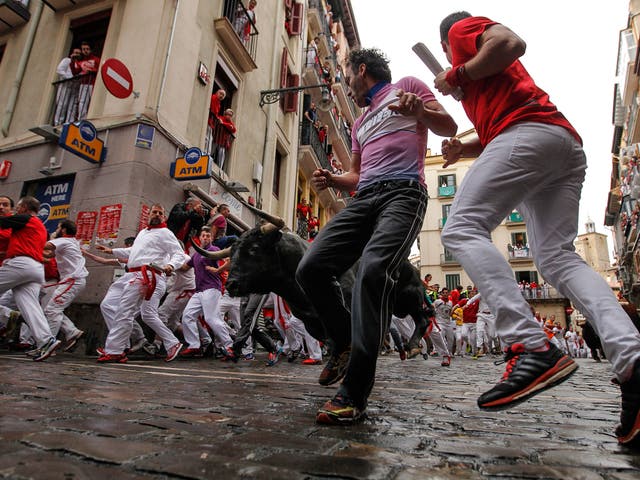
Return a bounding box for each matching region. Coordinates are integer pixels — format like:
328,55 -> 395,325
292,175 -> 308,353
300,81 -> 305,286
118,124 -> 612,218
205,64 -> 238,169
511,232 -> 527,248
440,204 -> 451,228
445,274 -> 461,292
515,271 -> 538,284
286,1 -> 303,36
279,48 -> 299,112
273,149 -> 283,199
438,174 -> 456,197
0,44 -> 5,65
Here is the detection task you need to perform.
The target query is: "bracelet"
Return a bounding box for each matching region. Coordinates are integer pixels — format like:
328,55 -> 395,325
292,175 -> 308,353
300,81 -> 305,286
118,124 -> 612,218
445,64 -> 472,88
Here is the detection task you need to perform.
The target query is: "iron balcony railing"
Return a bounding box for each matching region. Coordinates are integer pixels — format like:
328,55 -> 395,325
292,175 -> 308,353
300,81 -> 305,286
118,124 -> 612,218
300,121 -> 331,171
50,72 -> 96,125
222,0 -> 259,61
205,115 -> 236,171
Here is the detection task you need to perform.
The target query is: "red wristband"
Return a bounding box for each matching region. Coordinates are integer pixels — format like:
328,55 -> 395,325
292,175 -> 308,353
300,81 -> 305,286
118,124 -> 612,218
445,64 -> 471,88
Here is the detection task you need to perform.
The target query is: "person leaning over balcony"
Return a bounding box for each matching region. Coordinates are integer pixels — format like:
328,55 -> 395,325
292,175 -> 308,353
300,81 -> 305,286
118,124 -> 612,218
72,41 -> 100,121
209,89 -> 226,125
234,0 -> 257,45
216,109 -> 236,170
53,47 -> 81,125
296,47 -> 457,425
435,11 -> 640,445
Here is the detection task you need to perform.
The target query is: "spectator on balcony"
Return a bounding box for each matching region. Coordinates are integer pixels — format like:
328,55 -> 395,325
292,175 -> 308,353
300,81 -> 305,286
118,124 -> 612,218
307,38 -> 318,67
209,89 -> 226,125
335,65 -> 343,84
308,215 -> 319,239
234,0 -> 257,45
72,41 -> 100,121
322,61 -> 333,84
304,102 -> 318,125
318,124 -> 329,149
53,47 -> 81,125
296,198 -> 311,240
216,109 -> 236,170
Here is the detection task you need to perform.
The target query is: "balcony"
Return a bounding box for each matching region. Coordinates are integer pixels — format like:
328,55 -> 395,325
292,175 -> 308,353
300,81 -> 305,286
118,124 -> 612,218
508,247 -> 533,263
214,0 -> 258,73
0,0 -> 30,34
506,211 -> 524,224
438,185 -> 456,197
522,285 -> 565,300
50,73 -> 97,126
41,0 -> 93,11
440,252 -> 459,266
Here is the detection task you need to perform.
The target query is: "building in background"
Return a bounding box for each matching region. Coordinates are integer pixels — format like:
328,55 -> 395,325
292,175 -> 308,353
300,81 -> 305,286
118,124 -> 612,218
605,0 -> 640,305
0,0 -> 360,310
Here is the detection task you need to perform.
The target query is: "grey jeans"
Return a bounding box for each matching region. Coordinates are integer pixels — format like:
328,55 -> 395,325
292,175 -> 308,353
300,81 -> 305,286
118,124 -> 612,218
442,122 -> 640,382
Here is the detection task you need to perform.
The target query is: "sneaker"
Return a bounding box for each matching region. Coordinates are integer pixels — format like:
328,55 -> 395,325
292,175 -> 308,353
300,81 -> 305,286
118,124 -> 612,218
96,347 -> 105,356
97,352 -> 128,363
266,344 -> 284,367
201,342 -> 214,358
32,338 -> 62,362
128,337 -> 147,353
63,330 -> 84,352
142,342 -> 160,356
287,348 -> 301,363
179,347 -> 203,358
302,358 -> 322,365
316,393 -> 364,425
243,353 -> 255,361
318,347 -> 350,386
11,342 -> 33,352
165,343 -> 183,362
477,343 -> 578,410
441,355 -> 451,367
615,365 -> 640,445
399,349 -> 407,361
221,347 -> 238,363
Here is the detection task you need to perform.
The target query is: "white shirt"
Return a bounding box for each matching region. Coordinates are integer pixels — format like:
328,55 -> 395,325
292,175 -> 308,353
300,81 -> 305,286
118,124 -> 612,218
56,57 -> 73,80
112,227 -> 186,271
49,236 -> 88,279
166,255 -> 196,292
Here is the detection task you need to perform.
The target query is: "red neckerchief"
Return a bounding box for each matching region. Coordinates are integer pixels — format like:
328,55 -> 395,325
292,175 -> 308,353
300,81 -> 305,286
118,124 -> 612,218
147,222 -> 167,230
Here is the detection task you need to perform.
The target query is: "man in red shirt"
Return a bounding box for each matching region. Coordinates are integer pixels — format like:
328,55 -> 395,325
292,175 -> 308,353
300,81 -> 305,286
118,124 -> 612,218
0,196 -> 59,361
435,12 -> 640,445
72,41 -> 100,120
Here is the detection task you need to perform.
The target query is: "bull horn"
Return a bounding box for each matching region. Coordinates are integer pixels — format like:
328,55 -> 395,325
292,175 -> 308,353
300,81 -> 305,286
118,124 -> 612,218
243,202 -> 286,229
191,240 -> 232,260
260,222 -> 279,234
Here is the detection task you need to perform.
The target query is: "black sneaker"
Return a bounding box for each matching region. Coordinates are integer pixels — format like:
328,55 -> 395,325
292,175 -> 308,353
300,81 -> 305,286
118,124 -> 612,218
616,364 -> 640,445
318,347 -> 350,386
477,342 -> 578,410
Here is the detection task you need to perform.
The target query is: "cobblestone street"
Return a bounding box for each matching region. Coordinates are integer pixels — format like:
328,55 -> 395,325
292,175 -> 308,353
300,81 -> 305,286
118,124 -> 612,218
1,352 -> 640,479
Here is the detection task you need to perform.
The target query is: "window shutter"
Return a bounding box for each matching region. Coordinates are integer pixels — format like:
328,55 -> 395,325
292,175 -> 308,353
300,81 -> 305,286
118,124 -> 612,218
280,48 -> 288,88
289,2 -> 303,36
284,74 -> 300,112
284,0 -> 293,10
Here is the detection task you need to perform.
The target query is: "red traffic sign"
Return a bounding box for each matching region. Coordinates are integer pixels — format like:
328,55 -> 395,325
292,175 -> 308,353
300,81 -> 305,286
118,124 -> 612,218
100,58 -> 133,99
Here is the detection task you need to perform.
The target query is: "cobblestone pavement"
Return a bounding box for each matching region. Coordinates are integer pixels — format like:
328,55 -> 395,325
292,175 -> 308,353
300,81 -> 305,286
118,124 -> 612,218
1,351 -> 640,479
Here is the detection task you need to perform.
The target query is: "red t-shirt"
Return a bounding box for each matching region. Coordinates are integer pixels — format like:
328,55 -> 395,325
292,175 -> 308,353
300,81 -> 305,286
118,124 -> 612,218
448,17 -> 581,147
0,228 -> 10,264
462,300 -> 479,323
4,216 -> 47,262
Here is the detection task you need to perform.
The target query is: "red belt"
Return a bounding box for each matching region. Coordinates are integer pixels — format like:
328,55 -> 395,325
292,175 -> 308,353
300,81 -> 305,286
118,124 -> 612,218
128,265 -> 162,301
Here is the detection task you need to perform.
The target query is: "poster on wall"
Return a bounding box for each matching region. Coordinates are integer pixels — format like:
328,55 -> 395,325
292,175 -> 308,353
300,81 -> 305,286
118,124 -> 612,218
138,204 -> 150,231
96,204 -> 122,247
31,176 -> 75,234
76,211 -> 98,249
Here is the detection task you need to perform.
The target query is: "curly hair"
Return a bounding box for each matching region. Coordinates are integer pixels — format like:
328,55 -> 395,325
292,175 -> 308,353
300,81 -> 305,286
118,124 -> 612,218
347,48 -> 392,83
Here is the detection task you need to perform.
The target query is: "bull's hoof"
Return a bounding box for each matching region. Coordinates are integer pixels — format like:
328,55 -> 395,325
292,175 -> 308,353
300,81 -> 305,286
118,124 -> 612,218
406,348 -> 422,359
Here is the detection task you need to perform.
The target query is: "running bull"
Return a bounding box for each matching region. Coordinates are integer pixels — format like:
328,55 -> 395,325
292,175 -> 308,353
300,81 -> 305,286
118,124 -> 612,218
193,207 -> 432,359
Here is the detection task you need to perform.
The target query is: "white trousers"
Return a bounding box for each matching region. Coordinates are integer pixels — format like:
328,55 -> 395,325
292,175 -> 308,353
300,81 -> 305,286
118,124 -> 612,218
0,257 -> 53,348
158,289 -> 193,331
438,318 -> 456,354
182,288 -> 232,349
100,274 -> 146,345
104,272 -> 179,355
476,312 -> 497,350
441,122 -> 640,381
43,277 -> 86,337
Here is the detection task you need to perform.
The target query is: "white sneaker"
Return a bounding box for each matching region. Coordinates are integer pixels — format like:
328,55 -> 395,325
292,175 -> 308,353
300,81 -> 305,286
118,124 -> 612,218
33,338 -> 62,362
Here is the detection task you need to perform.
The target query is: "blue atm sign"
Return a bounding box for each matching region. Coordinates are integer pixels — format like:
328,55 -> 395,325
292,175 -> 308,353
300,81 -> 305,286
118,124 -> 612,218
170,147 -> 211,180
58,121 -> 106,164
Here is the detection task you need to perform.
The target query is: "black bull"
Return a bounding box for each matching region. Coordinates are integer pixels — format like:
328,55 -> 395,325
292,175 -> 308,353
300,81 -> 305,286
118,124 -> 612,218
194,223 -> 431,352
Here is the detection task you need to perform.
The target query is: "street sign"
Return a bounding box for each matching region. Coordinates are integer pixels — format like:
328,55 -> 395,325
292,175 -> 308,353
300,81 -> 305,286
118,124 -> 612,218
100,58 -> 133,99
170,147 -> 211,181
58,120 -> 106,164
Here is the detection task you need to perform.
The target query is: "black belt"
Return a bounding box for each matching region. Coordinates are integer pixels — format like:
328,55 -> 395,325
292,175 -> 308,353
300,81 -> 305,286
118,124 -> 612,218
356,179 -> 422,197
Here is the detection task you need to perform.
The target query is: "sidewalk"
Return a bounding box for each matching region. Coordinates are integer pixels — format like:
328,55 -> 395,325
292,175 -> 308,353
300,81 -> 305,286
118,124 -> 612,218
1,353 -> 639,479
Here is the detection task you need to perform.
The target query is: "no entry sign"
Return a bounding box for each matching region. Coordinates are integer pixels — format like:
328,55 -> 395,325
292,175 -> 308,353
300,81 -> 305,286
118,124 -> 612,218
100,58 -> 133,99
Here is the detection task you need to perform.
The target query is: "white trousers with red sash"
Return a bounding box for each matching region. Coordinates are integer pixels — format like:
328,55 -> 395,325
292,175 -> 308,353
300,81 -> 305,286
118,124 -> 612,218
182,288 -> 232,349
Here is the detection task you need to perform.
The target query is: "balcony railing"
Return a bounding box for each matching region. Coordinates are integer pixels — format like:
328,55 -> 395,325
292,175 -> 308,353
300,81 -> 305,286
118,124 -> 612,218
222,0 -> 258,61
300,121 -> 331,171
440,252 -> 459,265
508,247 -> 533,261
50,73 -> 96,126
438,185 -> 456,197
205,115 -> 236,171
521,286 -> 565,300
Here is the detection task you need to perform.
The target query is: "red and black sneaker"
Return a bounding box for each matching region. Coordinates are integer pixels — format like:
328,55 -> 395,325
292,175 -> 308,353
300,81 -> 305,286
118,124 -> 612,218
615,364 -> 640,445
316,393 -> 364,425
179,347 -> 203,358
477,342 -> 578,410
318,347 -> 351,386
97,353 -> 128,363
